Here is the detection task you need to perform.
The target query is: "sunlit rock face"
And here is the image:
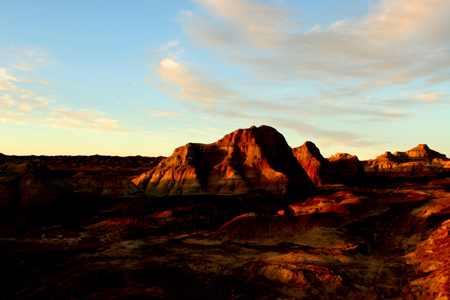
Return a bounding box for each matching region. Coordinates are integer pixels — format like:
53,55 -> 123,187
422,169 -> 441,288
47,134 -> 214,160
364,144 -> 450,177
406,144 -> 447,159
0,161 -> 69,209
134,125 -> 314,197
327,153 -> 367,183
292,141 -> 331,186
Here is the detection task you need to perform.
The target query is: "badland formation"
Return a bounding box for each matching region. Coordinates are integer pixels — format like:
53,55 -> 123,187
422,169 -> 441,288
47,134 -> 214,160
1,125 -> 450,299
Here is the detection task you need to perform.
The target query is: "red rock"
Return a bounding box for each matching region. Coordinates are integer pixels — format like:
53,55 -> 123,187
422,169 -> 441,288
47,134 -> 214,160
292,141 -> 331,186
134,126 -> 314,197
0,161 -> 69,209
406,144 -> 447,159
364,144 -> 450,177
73,172 -> 139,198
327,153 -> 367,183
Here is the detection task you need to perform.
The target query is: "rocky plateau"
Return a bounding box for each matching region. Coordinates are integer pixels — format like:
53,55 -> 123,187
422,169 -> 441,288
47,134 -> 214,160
1,125 -> 450,299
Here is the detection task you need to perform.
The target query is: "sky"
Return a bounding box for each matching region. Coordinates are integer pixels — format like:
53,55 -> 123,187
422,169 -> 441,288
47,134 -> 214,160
1,0 -> 449,160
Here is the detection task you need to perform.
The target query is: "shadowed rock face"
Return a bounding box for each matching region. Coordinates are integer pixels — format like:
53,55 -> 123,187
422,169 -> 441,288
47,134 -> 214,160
72,172 -> 139,198
293,141 -> 331,186
327,153 -> 367,184
0,156 -> 165,222
134,125 -> 314,197
2,154 -> 163,176
0,161 -> 69,210
364,144 -> 450,177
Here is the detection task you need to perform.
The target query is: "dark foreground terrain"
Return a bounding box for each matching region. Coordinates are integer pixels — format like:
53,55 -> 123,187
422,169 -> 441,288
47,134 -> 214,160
1,175 -> 450,299
1,126 -> 450,299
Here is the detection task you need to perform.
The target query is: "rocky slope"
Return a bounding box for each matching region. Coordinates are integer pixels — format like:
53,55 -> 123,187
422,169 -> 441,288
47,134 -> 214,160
292,141 -> 331,186
71,171 -> 139,198
2,154 -> 163,176
364,144 -> 450,177
0,161 -> 70,211
327,153 -> 367,184
134,126 -> 315,197
3,179 -> 450,299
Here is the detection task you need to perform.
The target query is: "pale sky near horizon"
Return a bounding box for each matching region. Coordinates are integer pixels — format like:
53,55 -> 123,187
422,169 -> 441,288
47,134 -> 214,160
1,0 -> 449,160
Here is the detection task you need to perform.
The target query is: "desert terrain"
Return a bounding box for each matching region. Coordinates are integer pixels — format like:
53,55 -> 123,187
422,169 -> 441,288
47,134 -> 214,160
1,125 -> 450,299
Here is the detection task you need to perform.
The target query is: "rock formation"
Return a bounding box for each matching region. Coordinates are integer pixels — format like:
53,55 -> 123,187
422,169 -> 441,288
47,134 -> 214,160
406,144 -> 447,159
292,141 -> 331,186
72,171 -> 139,198
364,144 -> 450,177
3,132 -> 450,299
0,161 -> 69,210
2,154 -> 163,176
134,125 -> 314,197
327,153 -> 367,183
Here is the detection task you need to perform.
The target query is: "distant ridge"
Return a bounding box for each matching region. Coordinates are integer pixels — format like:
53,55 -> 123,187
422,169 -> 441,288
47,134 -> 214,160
364,144 -> 450,177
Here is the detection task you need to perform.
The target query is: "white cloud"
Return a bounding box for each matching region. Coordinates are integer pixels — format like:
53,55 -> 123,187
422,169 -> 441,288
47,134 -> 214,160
357,0 -> 450,43
141,108 -> 184,119
155,40 -> 179,52
50,107 -> 122,132
192,0 -> 292,47
152,58 -> 237,104
0,46 -> 61,71
0,80 -> 36,95
0,95 -> 14,108
0,48 -> 131,135
402,90 -> 447,101
417,91 -> 444,101
184,0 -> 450,89
0,94 -> 125,133
0,94 -> 50,111
150,0 -> 450,150
0,68 -> 51,95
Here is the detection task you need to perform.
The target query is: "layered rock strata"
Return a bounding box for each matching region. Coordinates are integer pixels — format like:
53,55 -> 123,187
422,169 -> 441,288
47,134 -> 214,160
292,141 -> 331,186
133,126 -> 314,196
72,171 -> 139,197
327,153 -> 367,183
0,161 -> 69,209
364,144 -> 450,177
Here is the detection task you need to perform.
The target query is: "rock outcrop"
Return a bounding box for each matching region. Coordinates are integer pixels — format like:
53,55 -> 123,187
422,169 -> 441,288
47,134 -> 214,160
0,161 -> 69,210
364,144 -> 450,177
327,153 -> 367,183
2,154 -> 163,177
72,171 -> 139,198
292,141 -> 331,186
134,126 -> 314,197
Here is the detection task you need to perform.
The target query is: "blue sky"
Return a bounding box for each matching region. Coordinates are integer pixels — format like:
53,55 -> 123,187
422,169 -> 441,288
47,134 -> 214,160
1,0 -> 449,159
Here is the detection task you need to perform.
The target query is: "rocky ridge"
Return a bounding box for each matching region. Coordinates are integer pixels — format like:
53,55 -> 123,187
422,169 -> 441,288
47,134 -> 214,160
134,126 -> 314,197
292,141 -> 331,186
364,144 -> 450,177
